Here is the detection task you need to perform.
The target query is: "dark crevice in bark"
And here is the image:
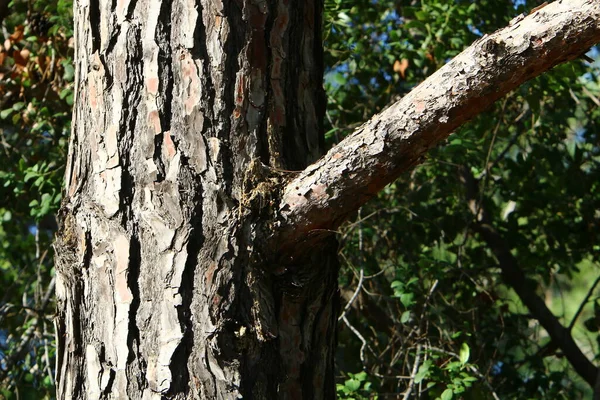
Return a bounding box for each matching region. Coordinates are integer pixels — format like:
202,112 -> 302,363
71,279 -> 85,398
281,2 -> 325,171
191,1 -> 214,122
237,263 -> 280,396
100,345 -> 116,396
257,3 -> 275,167
126,233 -> 142,378
189,2 -> 216,182
88,0 -> 102,52
119,139 -> 143,395
100,54 -> 114,92
222,0 -> 244,198
152,135 -> 166,181
312,3 -> 326,159
169,166 -> 205,396
119,25 -> 144,392
54,312 -> 66,389
284,5 -> 303,170
153,0 -> 173,182
125,0 -> 137,21
105,25 -> 120,55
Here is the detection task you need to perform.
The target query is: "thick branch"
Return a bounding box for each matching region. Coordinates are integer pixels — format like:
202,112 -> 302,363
272,0 -> 600,252
459,166 -> 598,388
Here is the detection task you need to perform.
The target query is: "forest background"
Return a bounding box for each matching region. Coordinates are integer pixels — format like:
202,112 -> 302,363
0,0 -> 599,398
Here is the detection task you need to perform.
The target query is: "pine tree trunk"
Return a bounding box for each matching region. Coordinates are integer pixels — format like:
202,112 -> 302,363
54,1 -> 339,398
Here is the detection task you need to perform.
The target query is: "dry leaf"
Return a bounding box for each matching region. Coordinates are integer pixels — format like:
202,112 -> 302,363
393,59 -> 409,78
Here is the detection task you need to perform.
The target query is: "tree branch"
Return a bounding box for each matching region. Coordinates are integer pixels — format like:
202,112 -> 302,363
458,166 -> 599,388
271,0 -> 600,253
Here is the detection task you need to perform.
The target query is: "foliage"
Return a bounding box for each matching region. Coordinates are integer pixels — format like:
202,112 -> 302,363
336,370 -> 378,400
0,0 -> 72,396
325,0 -> 600,398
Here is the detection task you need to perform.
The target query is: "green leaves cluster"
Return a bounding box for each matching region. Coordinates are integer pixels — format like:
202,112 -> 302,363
336,371 -> 377,400
327,0 -> 600,398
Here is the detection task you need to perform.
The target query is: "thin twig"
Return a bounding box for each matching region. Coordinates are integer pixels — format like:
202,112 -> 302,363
339,267 -> 364,321
402,344 -> 422,400
568,274 -> 600,331
342,315 -> 375,365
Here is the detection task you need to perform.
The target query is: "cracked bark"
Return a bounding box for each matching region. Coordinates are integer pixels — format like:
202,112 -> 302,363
54,0 -> 600,398
55,1 -> 336,399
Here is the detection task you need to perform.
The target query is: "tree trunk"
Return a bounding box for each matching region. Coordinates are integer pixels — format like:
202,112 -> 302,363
54,1 -> 338,398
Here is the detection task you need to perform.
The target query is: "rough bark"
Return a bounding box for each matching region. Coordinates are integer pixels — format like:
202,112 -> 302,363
55,0 -> 338,399
271,0 -> 600,253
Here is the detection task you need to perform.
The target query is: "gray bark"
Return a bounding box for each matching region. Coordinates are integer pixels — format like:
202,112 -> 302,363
54,0 -> 600,398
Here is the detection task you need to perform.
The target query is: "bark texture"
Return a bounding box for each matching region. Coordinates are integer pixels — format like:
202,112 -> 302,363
55,0 -> 338,399
271,0 -> 600,252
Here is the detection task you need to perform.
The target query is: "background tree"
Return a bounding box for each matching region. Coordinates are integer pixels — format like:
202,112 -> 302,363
0,0 -> 599,399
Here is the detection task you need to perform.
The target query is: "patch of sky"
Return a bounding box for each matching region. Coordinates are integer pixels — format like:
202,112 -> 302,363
512,0 -> 526,8
491,361 -> 503,375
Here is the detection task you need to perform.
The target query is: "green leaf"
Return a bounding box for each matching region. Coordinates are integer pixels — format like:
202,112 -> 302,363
0,109 -> 12,119
440,388 -> 453,400
24,171 -> 38,182
59,88 -> 72,99
459,343 -> 470,365
12,102 -> 25,111
391,280 -> 403,289
414,361 -> 430,383
354,371 -> 367,381
407,277 -> 419,286
401,311 -> 411,323
63,64 -> 75,81
415,11 -> 428,21
2,210 -> 12,221
400,293 -> 414,307
345,378 -> 361,392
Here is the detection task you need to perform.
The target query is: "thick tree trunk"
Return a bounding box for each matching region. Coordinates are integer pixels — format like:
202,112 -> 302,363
54,1 -> 338,399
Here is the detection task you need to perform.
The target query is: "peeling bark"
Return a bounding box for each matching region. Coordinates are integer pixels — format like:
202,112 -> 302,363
271,0 -> 600,253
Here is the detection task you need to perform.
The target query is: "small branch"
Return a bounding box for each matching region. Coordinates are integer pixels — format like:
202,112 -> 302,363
402,344 -> 422,400
341,315 -> 375,366
339,267 -> 364,321
568,274 -> 600,331
459,166 -> 599,387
